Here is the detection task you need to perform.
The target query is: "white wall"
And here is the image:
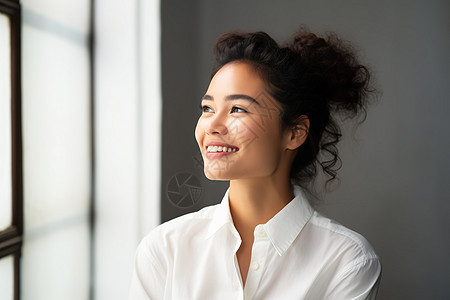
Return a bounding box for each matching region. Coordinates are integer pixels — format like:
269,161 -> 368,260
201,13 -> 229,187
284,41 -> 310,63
94,0 -> 161,299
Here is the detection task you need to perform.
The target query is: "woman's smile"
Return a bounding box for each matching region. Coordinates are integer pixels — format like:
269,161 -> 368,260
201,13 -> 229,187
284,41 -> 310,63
205,143 -> 239,159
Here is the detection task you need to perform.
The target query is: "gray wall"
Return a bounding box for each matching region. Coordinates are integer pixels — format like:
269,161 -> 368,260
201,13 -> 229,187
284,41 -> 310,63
161,1 -> 450,298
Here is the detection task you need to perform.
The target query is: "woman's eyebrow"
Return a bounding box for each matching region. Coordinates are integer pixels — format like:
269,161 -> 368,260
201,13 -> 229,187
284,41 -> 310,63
202,94 -> 214,101
225,94 -> 259,104
201,94 -> 259,105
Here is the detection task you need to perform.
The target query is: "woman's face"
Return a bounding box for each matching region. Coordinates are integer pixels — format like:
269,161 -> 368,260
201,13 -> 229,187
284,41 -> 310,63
195,62 -> 291,181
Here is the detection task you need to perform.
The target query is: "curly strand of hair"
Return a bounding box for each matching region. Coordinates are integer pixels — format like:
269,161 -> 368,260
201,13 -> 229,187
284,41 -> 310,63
319,120 -> 343,188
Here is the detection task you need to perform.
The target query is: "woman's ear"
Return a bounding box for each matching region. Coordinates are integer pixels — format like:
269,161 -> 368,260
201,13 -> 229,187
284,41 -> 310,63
285,115 -> 309,150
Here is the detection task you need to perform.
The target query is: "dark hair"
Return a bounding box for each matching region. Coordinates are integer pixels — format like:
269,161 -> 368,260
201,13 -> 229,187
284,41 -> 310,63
212,28 -> 373,187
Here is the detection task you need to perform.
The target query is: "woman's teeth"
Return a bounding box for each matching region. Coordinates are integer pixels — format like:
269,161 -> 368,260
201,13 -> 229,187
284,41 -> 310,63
207,145 -> 237,153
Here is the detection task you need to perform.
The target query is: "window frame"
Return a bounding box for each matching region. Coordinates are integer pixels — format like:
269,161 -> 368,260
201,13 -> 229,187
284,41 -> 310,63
0,0 -> 22,299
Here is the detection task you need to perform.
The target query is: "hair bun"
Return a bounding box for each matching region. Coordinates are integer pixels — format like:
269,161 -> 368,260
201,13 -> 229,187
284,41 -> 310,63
288,29 -> 371,118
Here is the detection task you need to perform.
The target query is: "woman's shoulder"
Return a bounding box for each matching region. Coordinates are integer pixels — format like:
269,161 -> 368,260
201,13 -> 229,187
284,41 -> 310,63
306,211 -> 379,261
138,203 -> 220,252
299,212 -> 381,298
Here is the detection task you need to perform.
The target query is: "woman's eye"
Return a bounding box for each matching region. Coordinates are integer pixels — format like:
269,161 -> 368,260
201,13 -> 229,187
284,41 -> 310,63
231,106 -> 247,113
201,105 -> 214,113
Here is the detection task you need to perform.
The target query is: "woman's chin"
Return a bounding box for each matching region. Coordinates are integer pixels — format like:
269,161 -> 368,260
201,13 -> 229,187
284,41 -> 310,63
203,169 -> 231,181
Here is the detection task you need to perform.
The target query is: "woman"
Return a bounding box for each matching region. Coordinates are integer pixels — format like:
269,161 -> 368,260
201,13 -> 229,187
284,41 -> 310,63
130,29 -> 381,299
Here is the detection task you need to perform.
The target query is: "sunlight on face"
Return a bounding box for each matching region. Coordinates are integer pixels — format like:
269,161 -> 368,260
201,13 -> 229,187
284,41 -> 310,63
195,62 -> 289,181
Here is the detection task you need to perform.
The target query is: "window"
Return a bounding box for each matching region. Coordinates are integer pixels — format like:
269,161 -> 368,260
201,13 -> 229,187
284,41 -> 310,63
0,0 -> 22,300
20,1 -> 92,298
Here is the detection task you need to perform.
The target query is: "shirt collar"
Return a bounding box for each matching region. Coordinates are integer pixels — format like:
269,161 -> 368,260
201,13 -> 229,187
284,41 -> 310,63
263,185 -> 314,256
206,185 -> 315,256
206,188 -> 234,239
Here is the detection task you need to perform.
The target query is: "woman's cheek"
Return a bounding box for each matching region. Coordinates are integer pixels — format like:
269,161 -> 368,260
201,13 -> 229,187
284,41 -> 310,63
194,118 -> 203,147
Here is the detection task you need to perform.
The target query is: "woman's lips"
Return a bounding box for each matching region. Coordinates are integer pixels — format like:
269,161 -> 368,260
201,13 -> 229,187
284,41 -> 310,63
205,144 -> 239,159
207,145 -> 237,153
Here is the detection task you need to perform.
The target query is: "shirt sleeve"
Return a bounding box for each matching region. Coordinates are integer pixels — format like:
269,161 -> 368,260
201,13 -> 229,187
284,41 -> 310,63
325,257 -> 382,300
129,238 -> 166,300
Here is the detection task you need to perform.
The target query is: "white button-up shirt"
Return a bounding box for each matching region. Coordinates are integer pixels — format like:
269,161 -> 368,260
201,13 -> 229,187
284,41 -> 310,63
129,186 -> 381,299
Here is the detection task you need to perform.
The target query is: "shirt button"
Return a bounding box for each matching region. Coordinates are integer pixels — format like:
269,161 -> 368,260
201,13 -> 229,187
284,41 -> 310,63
252,262 -> 260,271
257,228 -> 267,237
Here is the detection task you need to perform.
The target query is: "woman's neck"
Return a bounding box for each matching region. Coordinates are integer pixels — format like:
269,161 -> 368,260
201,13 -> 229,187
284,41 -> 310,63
228,177 -> 294,233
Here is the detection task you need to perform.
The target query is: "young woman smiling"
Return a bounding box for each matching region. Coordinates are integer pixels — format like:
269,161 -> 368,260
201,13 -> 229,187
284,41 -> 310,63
130,29 -> 381,300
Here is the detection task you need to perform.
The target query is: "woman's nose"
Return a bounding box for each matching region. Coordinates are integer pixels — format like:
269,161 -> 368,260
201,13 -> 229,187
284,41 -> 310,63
206,114 -> 228,135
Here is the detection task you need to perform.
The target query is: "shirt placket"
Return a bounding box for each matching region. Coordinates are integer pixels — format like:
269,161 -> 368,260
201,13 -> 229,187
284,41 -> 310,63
244,224 -> 270,300
230,224 -> 245,299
